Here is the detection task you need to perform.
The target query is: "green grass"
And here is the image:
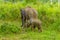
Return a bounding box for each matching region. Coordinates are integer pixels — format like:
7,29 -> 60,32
0,20 -> 60,40
0,30 -> 60,40
0,2 -> 60,40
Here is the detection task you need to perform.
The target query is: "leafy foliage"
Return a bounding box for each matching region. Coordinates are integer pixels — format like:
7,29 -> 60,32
0,22 -> 20,34
0,2 -> 60,34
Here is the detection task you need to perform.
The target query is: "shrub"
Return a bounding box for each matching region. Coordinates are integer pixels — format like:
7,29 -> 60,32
0,22 -> 20,34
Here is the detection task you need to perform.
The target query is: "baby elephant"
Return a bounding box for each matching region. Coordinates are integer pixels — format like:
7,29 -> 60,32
30,18 -> 42,32
24,18 -> 42,32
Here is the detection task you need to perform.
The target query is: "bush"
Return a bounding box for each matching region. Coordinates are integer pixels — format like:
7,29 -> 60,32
0,2 -> 25,20
0,22 -> 20,34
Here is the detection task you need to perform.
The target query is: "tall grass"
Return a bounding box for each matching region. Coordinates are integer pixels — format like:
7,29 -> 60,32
0,2 -> 60,34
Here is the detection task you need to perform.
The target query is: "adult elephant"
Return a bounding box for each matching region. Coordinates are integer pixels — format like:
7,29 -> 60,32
20,6 -> 38,27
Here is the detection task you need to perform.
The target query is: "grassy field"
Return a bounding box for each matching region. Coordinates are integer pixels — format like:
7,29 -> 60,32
0,30 -> 59,40
0,20 -> 60,40
0,1 -> 60,40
